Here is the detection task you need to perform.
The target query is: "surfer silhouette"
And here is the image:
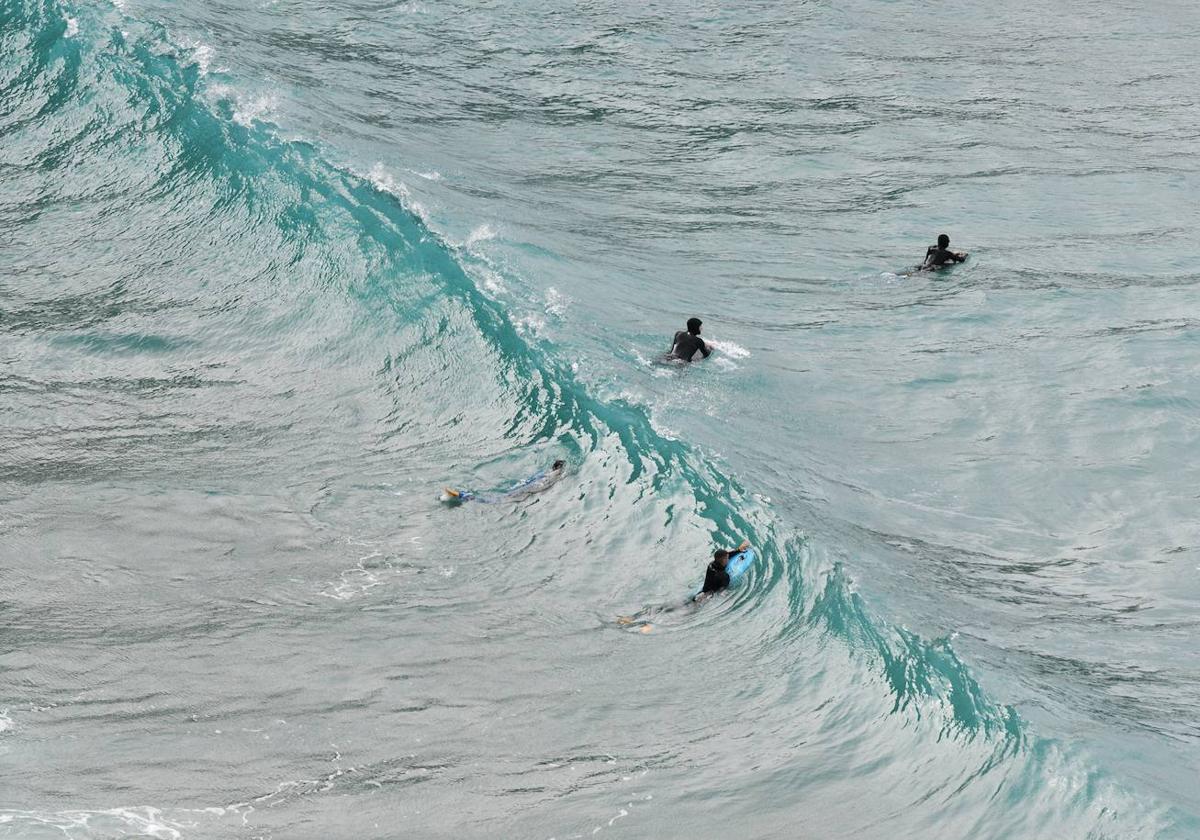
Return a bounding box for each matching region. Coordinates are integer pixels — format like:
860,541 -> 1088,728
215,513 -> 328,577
697,539 -> 752,597
667,317 -> 712,362
921,233 -> 968,271
442,459 -> 566,504
617,538 -> 752,632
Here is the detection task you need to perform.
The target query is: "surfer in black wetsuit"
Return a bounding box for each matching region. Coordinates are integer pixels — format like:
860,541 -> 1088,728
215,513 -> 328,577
616,537 -> 751,630
921,234 -> 968,270
699,539 -> 751,596
668,317 -> 711,362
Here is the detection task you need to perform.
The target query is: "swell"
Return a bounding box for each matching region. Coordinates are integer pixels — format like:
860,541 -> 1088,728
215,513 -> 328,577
2,1 -> 1191,836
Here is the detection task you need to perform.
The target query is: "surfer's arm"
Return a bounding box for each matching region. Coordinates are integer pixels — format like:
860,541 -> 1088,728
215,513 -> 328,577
953,251 -> 968,261
699,340 -> 712,358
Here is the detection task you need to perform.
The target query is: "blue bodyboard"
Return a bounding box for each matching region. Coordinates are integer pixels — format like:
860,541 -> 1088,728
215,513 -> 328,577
724,548 -> 755,585
694,547 -> 755,598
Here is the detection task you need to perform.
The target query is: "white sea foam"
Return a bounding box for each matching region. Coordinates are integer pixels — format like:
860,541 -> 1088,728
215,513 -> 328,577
476,265 -> 508,294
0,709 -> 12,734
231,93 -> 277,127
179,37 -> 215,74
465,223 -> 497,248
227,753 -> 358,811
203,82 -> 278,129
632,347 -> 678,377
644,408 -> 679,441
64,17 -> 78,37
194,45 -> 214,74
366,163 -> 406,197
706,338 -> 750,359
413,170 -> 442,181
515,313 -> 546,335
365,163 -> 431,225
0,807 -> 186,839
320,553 -> 388,600
544,286 -> 568,317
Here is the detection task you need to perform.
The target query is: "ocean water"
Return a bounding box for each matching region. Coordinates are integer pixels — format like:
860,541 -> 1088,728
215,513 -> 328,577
3,0 -> 1200,837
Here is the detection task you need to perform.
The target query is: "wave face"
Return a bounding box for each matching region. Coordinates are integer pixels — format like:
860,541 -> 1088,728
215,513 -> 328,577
3,0 -> 1199,837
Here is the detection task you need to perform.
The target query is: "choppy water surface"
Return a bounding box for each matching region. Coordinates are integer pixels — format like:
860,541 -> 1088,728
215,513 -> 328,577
3,0 -> 1199,837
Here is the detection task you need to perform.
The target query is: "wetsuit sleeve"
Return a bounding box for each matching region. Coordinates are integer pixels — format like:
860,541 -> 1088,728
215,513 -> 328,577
699,339 -> 712,358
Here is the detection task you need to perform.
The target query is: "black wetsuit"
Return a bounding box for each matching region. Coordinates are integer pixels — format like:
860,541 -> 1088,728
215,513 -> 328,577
923,246 -> 966,269
669,330 -> 711,362
700,561 -> 729,594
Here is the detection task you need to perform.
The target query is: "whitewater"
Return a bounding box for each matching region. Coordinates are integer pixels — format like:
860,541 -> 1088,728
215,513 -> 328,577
3,0 -> 1199,837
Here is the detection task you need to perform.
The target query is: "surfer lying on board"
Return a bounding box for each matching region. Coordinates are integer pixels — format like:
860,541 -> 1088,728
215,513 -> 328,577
698,539 -> 752,598
441,459 -> 566,504
617,537 -> 752,632
920,233 -> 968,271
666,317 -> 712,362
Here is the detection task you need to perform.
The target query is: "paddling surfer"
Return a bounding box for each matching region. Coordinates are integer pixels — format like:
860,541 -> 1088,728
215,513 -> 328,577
667,317 -> 712,362
921,234 -> 968,270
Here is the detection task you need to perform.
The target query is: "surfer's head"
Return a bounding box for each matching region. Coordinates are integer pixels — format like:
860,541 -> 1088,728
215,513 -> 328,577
686,317 -> 702,335
552,459 -> 565,471
713,548 -> 730,567
937,233 -> 950,249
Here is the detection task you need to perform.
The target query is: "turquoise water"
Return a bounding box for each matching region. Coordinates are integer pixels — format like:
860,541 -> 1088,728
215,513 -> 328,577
3,0 -> 1200,837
